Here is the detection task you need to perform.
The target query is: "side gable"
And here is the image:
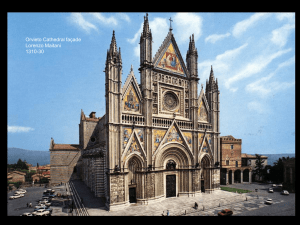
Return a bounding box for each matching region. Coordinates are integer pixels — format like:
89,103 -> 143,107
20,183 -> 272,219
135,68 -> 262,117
198,87 -> 210,122
198,132 -> 213,160
122,66 -> 142,114
121,129 -> 146,164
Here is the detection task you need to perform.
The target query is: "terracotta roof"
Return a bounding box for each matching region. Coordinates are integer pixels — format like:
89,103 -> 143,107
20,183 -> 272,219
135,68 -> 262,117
42,171 -> 50,175
52,144 -> 81,150
10,171 -> 26,176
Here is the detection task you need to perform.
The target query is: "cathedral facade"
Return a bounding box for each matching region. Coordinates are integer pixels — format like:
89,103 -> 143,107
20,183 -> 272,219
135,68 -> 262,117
50,14 -> 221,211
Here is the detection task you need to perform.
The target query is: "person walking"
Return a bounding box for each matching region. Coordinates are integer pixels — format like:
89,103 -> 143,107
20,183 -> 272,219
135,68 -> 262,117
162,211 -> 164,216
26,203 -> 28,208
167,210 -> 169,216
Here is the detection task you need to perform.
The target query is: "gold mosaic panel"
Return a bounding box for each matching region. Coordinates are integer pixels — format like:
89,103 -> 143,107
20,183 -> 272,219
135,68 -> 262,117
123,84 -> 140,112
183,132 -> 192,149
153,129 -> 167,153
157,42 -> 184,75
198,99 -> 208,122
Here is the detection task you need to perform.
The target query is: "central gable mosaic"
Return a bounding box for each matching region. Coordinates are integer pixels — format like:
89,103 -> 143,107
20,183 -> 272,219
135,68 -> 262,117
156,42 -> 185,75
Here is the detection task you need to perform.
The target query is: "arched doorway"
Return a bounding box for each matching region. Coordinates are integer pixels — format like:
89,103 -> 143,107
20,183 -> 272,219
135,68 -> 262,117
165,160 -> 177,198
229,170 -> 232,184
243,169 -> 249,182
127,156 -> 142,203
154,143 -> 193,198
201,155 -> 211,192
234,170 -> 241,183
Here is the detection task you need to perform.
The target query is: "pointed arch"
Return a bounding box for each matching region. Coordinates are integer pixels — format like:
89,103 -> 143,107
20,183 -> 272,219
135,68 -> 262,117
153,142 -> 193,169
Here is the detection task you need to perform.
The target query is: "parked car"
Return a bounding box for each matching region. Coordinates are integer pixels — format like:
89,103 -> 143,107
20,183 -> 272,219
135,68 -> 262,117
16,190 -> 26,194
34,205 -> 48,210
268,188 -> 274,193
32,209 -> 50,216
277,184 -> 283,187
218,209 -> 233,216
281,190 -> 289,195
272,184 -> 277,187
39,200 -> 49,204
42,196 -> 50,200
13,193 -> 24,198
20,212 -> 33,216
9,195 -> 18,199
45,208 -> 53,214
265,199 -> 273,205
48,194 -> 56,198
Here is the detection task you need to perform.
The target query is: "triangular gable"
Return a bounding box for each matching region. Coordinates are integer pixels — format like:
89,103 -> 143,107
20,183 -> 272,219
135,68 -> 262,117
153,31 -> 188,77
153,119 -> 193,157
122,67 -> 142,113
198,132 -> 213,159
198,88 -> 210,122
121,129 -> 146,162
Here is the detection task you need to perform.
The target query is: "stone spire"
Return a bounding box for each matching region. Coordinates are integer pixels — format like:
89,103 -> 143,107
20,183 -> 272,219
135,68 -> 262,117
106,30 -> 121,64
142,13 -> 151,38
209,65 -> 215,82
186,33 -> 198,78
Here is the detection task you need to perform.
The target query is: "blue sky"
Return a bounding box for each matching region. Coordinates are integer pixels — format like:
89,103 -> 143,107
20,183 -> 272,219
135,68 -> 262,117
7,12 -> 295,154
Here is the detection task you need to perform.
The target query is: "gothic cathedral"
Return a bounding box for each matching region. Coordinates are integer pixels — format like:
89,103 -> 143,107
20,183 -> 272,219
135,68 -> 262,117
50,14 -> 221,211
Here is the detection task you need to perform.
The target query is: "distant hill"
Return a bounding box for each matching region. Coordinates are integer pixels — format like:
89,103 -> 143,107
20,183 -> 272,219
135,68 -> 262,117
7,147 -> 50,166
263,153 -> 295,166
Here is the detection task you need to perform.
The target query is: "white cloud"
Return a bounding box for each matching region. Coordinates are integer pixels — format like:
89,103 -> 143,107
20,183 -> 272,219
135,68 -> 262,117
8,125 -> 34,133
118,13 -> 131,23
247,101 -> 267,114
68,13 -> 98,33
225,48 -> 292,91
90,13 -> 118,26
198,43 -> 248,82
232,13 -> 271,37
271,23 -> 295,47
245,56 -> 295,97
205,32 -> 231,44
173,13 -> 203,44
276,13 -> 295,23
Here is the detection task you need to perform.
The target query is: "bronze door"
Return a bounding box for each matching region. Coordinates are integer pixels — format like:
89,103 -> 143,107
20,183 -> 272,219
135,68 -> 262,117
129,187 -> 136,203
166,175 -> 176,198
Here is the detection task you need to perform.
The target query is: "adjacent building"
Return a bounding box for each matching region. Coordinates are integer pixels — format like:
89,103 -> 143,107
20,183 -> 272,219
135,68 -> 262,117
220,135 -> 268,184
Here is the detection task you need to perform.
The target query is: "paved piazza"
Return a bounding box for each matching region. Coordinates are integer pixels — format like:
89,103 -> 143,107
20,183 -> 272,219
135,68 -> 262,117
7,181 -> 295,216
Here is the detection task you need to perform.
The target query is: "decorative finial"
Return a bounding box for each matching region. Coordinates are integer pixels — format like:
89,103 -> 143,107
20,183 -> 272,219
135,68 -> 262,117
201,84 -> 203,89
130,64 -> 133,72
169,17 -> 173,31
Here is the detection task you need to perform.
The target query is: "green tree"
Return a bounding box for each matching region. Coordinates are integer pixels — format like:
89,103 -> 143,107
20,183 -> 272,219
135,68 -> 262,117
269,157 -> 286,183
16,159 -> 29,170
254,154 -> 265,181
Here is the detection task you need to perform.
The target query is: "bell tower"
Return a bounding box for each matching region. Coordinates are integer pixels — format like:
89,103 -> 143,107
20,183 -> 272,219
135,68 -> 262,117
139,13 -> 153,165
205,66 -> 220,164
105,30 -> 123,170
